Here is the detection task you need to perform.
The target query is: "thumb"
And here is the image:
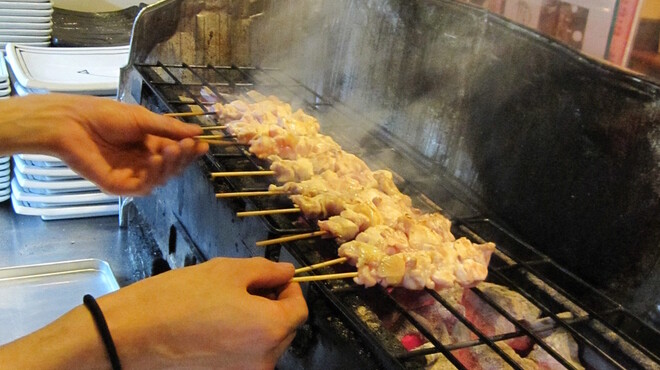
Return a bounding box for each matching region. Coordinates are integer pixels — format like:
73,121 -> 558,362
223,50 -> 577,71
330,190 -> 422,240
131,106 -> 203,139
241,258 -> 295,291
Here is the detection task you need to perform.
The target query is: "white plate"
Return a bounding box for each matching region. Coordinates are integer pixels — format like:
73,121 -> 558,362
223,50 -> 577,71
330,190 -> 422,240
13,155 -> 78,178
0,20 -> 51,29
0,168 -> 10,177
11,178 -> 117,206
0,87 -> 10,96
0,2 -> 52,10
0,80 -> 9,89
14,168 -> 98,193
0,0 -> 52,3
1,41 -> 50,51
0,35 -> 50,42
16,153 -> 63,164
0,156 -> 9,164
0,15 -> 50,23
11,194 -> 118,220
0,8 -> 53,17
0,187 -> 10,196
5,44 -> 128,95
0,28 -> 51,36
0,53 -> 7,81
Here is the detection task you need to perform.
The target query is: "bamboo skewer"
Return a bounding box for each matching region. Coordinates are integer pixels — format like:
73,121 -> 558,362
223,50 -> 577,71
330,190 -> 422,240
256,230 -> 328,247
216,190 -> 287,198
237,207 -> 300,217
164,111 -> 216,117
294,257 -> 348,274
201,125 -> 227,130
291,272 -> 358,283
195,134 -> 228,140
196,138 -> 245,146
211,170 -> 276,178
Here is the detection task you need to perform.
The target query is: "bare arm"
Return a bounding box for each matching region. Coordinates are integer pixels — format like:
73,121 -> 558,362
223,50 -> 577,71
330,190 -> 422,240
0,94 -> 209,195
0,258 -> 308,370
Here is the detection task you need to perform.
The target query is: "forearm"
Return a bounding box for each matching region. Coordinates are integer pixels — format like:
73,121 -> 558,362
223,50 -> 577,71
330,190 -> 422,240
0,95 -> 74,157
0,305 -> 113,370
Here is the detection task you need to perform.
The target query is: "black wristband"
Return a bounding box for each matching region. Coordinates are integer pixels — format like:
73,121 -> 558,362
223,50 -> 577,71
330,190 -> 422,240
83,294 -> 122,370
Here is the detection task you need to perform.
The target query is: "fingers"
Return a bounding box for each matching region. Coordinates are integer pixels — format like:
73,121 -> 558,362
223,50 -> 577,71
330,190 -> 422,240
276,282 -> 308,327
240,258 -> 296,290
130,105 -> 204,140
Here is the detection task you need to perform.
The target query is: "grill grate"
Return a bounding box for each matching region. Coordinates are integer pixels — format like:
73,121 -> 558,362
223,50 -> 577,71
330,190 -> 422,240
134,62 -> 660,370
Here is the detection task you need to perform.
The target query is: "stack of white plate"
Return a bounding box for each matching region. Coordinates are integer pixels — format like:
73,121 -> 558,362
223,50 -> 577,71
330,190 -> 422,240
10,155 -> 118,220
0,0 -> 53,51
0,54 -> 11,202
3,43 -> 129,220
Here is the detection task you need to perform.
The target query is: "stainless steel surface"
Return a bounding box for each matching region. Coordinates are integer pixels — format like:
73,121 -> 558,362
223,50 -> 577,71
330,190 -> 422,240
0,201 -> 152,287
0,258 -> 119,345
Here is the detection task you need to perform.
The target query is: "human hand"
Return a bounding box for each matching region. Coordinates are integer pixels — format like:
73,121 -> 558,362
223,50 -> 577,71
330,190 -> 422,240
0,94 -> 208,195
99,257 -> 308,369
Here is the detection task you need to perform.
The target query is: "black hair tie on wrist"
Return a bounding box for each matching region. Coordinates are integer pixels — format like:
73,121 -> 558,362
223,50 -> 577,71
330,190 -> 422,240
83,294 -> 122,370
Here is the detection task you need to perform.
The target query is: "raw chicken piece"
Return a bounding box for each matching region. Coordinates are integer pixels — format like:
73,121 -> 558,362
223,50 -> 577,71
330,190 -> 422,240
268,156 -> 314,183
290,193 -> 346,219
355,225 -> 409,255
318,216 -> 360,243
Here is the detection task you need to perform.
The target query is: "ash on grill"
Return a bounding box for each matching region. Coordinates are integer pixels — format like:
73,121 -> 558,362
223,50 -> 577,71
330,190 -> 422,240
117,1 -> 660,369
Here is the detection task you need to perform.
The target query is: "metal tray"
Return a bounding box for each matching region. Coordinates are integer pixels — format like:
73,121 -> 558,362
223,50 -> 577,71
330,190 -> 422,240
0,258 -> 119,345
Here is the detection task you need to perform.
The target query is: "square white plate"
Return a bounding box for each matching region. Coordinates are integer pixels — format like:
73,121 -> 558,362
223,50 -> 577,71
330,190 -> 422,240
0,20 -> 51,29
5,43 -> 129,95
0,15 -> 50,23
0,28 -> 51,36
0,0 -> 51,2
15,153 -> 63,164
0,8 -> 53,17
0,53 -> 7,81
11,194 -> 119,220
11,178 -> 117,206
14,168 -> 98,193
0,2 -> 52,10
0,35 -> 50,43
13,155 -> 79,178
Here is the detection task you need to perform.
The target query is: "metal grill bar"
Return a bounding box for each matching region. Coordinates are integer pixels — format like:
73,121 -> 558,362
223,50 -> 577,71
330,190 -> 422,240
464,219 -> 660,364
457,223 -> 633,369
133,62 -> 660,370
469,286 -> 580,370
426,290 -> 527,370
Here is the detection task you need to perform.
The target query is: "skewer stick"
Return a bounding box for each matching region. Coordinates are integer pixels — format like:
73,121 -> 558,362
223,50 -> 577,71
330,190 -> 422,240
211,170 -> 276,178
294,257 -> 348,274
256,230 -> 328,247
164,111 -> 216,117
195,134 -> 228,140
216,190 -> 286,198
291,272 -> 358,283
201,125 -> 227,130
237,207 -> 300,217
196,138 -> 245,146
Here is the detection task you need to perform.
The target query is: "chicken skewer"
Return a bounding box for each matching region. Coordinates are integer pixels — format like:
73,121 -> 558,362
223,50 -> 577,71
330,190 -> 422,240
212,92 -> 495,291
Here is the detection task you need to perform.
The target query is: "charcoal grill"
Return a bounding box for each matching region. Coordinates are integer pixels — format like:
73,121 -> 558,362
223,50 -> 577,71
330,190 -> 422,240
118,0 -> 660,369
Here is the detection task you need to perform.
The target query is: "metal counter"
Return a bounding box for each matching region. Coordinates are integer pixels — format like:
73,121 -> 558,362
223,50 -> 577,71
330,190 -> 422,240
0,201 -> 154,287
